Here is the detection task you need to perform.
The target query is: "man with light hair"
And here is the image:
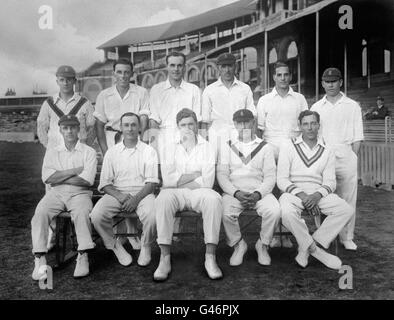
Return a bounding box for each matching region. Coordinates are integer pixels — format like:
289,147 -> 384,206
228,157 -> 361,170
217,109 -> 280,267
277,110 -> 353,269
311,67 -> 364,251
153,108 -> 223,282
37,65 -> 96,251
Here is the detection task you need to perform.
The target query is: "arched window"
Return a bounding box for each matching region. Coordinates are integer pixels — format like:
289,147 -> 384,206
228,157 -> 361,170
188,68 -> 199,83
286,41 -> 298,86
268,47 -> 278,88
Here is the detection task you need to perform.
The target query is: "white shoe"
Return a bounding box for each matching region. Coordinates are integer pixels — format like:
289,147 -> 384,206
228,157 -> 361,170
137,245 -> 151,267
204,254 -> 223,280
153,255 -> 171,282
127,236 -> 141,250
295,250 -> 309,268
229,239 -> 248,266
310,246 -> 342,270
270,235 -> 293,248
47,228 -> 56,251
32,255 -> 47,281
112,240 -> 132,266
255,239 -> 271,266
341,240 -> 357,251
73,252 -> 89,278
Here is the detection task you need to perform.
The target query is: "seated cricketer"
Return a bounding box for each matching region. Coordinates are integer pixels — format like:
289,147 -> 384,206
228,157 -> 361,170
31,115 -> 97,280
217,109 -> 280,266
153,108 -> 223,282
90,112 -> 158,267
277,110 -> 353,270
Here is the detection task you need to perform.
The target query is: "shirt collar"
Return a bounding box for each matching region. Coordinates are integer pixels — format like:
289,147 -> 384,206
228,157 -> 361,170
109,84 -> 137,98
56,139 -> 82,152
294,135 -> 326,148
217,77 -> 240,88
54,92 -> 78,104
119,139 -> 143,152
164,78 -> 186,90
271,86 -> 296,97
176,134 -> 204,145
322,91 -> 346,105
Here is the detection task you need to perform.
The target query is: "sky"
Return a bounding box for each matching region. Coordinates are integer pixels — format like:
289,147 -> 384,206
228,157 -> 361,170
0,0 -> 238,97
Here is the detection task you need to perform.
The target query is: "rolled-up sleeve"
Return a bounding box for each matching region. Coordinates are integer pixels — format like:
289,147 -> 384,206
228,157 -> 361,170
256,97 -> 267,131
42,149 -> 57,183
93,91 -> 107,124
277,143 -> 302,195
98,150 -> 114,192
255,146 -> 276,197
192,86 -> 202,122
37,101 -> 50,148
317,148 -> 336,197
148,86 -> 161,124
139,87 -> 151,117
201,89 -> 212,123
245,86 -> 256,116
200,143 -> 216,188
143,146 -> 160,184
353,103 -> 364,142
78,148 -> 97,186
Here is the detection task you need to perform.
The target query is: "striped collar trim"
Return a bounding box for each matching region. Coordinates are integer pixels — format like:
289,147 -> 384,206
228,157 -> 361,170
227,140 -> 266,165
292,138 -> 325,168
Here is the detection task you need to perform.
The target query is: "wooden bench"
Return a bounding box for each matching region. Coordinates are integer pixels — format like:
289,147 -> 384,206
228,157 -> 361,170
52,207 -> 202,268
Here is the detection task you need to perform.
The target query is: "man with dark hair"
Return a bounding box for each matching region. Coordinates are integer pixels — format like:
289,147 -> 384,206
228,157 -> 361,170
277,110 -> 352,269
256,60 -> 308,248
217,109 -> 280,267
364,96 -> 390,120
257,61 -> 308,159
90,112 -> 159,267
311,67 -> 364,251
31,115 -> 97,280
153,108 -> 223,282
201,52 -> 256,158
94,58 -> 150,248
94,58 -> 150,156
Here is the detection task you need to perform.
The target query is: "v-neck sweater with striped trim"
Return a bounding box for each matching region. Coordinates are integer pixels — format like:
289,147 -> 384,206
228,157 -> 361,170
217,137 -> 276,198
277,135 -> 336,197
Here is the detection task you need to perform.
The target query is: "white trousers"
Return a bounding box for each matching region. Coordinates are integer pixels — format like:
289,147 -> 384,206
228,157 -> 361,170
31,190 -> 95,253
155,188 -> 223,245
222,193 -> 281,247
279,193 -> 353,252
334,146 -> 358,241
90,194 -> 156,249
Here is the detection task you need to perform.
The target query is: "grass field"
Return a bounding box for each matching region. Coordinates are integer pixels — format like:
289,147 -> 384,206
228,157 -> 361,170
0,141 -> 393,300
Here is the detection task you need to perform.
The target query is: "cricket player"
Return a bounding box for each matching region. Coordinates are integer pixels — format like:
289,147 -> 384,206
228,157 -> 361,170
277,110 -> 353,269
217,109 -> 280,266
153,108 -> 223,282
90,112 -> 159,267
311,67 -> 364,251
31,114 -> 97,280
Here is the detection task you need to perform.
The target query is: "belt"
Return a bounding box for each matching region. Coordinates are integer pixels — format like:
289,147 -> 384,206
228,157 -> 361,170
105,126 -> 122,143
105,126 -> 121,133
